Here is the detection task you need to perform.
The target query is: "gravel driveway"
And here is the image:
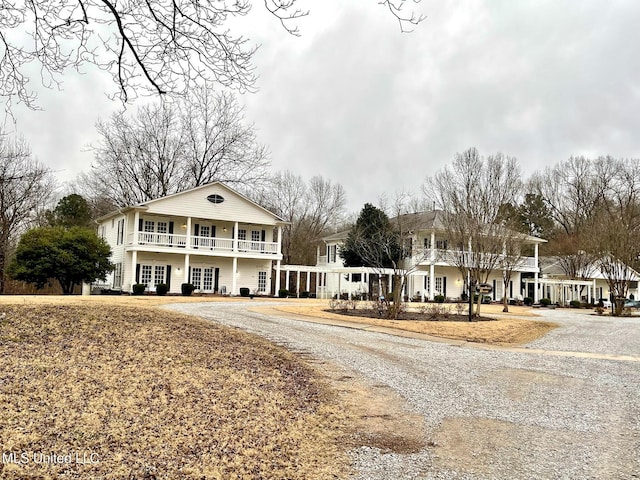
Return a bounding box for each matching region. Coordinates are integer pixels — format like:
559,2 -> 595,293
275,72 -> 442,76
166,302 -> 640,480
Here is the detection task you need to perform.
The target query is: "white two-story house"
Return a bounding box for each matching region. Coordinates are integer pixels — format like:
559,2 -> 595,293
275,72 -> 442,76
96,182 -> 286,295
317,210 -> 546,302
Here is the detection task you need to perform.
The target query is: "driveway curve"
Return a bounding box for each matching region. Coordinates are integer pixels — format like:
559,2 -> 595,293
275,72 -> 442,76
166,302 -> 640,480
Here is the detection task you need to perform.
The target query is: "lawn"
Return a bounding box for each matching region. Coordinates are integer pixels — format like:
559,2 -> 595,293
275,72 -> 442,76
0,302 -> 348,479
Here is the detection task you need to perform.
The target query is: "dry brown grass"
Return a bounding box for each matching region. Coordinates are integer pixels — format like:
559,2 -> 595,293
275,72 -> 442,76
0,303 -> 348,479
269,301 -> 558,346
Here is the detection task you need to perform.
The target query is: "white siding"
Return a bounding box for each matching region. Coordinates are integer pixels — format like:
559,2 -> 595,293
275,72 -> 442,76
142,183 -> 279,225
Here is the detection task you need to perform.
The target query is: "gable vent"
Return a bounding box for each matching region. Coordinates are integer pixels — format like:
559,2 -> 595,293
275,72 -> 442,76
207,194 -> 225,204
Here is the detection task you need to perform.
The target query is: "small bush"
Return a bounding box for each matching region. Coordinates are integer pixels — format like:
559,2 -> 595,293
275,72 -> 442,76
181,283 -> 195,296
278,289 -> 289,298
540,298 -> 552,306
523,297 -> 533,306
239,287 -> 250,297
434,294 -> 445,303
300,291 -> 309,298
155,283 -> 168,296
132,283 -> 146,295
569,300 -> 581,308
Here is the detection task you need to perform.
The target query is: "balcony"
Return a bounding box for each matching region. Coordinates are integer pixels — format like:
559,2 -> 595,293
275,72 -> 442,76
412,248 -> 538,271
129,232 -> 280,256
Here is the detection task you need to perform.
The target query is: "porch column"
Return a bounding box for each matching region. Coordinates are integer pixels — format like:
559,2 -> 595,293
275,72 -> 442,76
277,226 -> 283,255
534,243 -> 540,303
430,232 -> 436,261
429,264 -> 435,300
348,273 -> 352,300
275,260 -> 281,294
186,217 -> 192,249
306,271 -> 311,295
133,212 -> 140,245
421,275 -> 426,302
315,270 -> 320,298
232,257 -> 238,295
233,222 -> 239,251
285,270 -> 290,292
388,274 -> 392,295
130,250 -> 138,291
183,254 -> 190,284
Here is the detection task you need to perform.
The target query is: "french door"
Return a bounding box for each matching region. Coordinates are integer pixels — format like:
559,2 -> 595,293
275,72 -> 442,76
190,267 -> 219,293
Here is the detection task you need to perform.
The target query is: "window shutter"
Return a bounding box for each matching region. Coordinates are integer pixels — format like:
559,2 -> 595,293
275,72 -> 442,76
493,279 -> 496,300
168,222 -> 174,234
166,265 -> 172,291
138,219 -> 143,231
443,277 -> 447,297
211,226 -> 216,237
194,224 -> 200,236
261,230 -> 266,241
135,264 -> 140,283
188,266 -> 192,284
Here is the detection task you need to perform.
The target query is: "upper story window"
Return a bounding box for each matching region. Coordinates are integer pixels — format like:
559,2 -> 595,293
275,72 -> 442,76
116,219 -> 125,245
207,194 -> 225,204
436,239 -> 448,250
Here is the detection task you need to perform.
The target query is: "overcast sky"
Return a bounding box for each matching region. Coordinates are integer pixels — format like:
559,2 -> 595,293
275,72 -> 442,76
10,0 -> 640,213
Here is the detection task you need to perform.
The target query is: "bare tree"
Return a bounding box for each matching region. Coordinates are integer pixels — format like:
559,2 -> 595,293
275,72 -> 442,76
589,158 -> 640,315
424,148 -> 523,317
530,156 -> 614,285
0,1 -> 423,111
78,90 -> 269,207
255,171 -> 346,265
0,133 -> 55,293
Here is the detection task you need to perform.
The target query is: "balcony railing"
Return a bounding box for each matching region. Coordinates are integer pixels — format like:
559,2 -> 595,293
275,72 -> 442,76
134,232 -> 279,255
413,247 -> 537,269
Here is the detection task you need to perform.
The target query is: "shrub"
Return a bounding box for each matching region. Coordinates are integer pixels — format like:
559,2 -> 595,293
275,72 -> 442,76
460,292 -> 469,302
569,300 -> 581,308
523,297 -> 533,306
278,289 -> 289,298
540,298 -> 552,306
132,283 -> 146,295
434,294 -> 445,303
155,283 -> 168,296
300,291 -> 309,298
239,287 -> 250,297
181,283 -> 195,296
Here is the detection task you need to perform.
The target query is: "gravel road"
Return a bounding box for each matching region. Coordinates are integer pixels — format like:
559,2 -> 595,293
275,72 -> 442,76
165,302 -> 640,480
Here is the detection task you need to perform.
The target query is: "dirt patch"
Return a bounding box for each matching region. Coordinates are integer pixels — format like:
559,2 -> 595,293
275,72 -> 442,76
317,364 -> 426,455
430,417 -> 588,476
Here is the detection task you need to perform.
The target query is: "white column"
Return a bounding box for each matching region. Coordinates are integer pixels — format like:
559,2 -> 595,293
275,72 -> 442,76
348,273 -> 352,300
430,232 -> 436,261
233,222 -> 239,251
133,212 -> 140,245
429,264 -> 435,300
186,217 -> 192,249
184,254 -> 190,284
275,260 -> 281,294
277,226 -> 283,255
285,270 -> 290,292
232,257 -> 238,295
131,250 -> 138,291
534,243 -> 540,303
306,271 -> 311,295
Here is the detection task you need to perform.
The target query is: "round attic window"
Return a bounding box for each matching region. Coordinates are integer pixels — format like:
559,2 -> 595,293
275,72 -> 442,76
207,194 -> 225,204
